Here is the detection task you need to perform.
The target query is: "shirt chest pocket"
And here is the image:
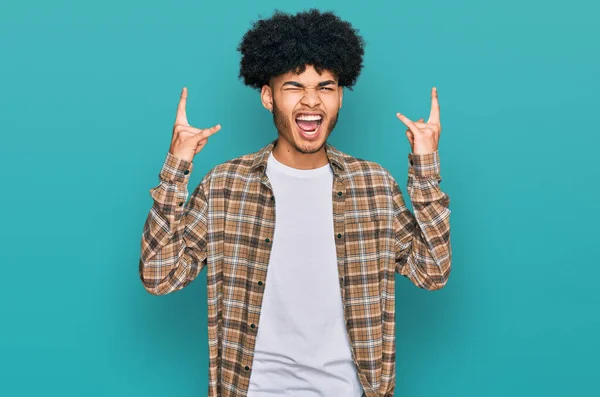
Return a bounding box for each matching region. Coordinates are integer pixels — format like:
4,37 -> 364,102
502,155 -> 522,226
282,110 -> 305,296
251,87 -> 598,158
344,218 -> 380,264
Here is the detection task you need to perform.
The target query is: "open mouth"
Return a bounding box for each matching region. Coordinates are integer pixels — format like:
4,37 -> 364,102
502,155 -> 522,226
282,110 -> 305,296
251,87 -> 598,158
295,113 -> 323,137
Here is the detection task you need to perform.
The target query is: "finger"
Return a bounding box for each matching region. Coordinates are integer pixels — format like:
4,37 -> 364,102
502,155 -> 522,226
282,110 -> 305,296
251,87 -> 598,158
175,125 -> 204,135
176,87 -> 189,125
406,118 -> 421,147
412,121 -> 440,130
176,123 -> 221,137
405,130 -> 414,146
428,87 -> 440,125
410,119 -> 425,133
205,124 -> 222,137
192,125 -> 221,153
192,125 -> 221,154
396,112 -> 420,135
194,124 -> 221,141
194,138 -> 208,154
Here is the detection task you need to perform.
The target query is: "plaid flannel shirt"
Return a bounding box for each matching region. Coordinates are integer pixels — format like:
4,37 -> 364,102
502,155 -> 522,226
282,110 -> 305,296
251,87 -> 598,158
139,138 -> 452,396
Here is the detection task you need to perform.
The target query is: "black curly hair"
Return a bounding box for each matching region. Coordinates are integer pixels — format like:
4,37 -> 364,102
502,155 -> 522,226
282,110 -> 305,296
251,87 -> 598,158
237,8 -> 366,91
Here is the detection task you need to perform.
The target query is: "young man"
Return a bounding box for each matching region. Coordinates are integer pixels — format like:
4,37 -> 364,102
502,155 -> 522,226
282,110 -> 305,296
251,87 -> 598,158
139,8 -> 451,397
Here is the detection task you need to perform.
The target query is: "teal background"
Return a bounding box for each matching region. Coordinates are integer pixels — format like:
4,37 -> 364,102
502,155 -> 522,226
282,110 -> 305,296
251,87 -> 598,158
1,0 -> 598,396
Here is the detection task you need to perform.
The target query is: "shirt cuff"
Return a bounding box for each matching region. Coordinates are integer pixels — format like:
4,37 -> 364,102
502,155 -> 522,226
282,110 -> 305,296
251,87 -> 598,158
159,152 -> 194,183
408,150 -> 440,178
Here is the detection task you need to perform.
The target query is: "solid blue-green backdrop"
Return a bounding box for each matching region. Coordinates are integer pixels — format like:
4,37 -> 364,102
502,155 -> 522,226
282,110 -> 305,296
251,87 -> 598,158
1,0 -> 598,396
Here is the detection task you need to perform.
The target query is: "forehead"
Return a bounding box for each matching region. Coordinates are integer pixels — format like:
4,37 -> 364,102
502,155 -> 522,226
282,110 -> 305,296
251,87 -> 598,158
275,65 -> 338,85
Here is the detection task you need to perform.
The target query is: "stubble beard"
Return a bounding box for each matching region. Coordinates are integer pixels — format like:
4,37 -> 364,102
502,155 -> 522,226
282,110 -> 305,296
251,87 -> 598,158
271,99 -> 339,155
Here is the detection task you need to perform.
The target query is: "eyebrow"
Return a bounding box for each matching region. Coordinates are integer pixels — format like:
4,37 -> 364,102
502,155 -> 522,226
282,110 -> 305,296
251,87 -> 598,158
281,80 -> 337,88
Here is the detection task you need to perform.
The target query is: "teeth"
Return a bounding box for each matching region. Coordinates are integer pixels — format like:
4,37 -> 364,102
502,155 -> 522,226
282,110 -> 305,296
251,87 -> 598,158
296,114 -> 322,121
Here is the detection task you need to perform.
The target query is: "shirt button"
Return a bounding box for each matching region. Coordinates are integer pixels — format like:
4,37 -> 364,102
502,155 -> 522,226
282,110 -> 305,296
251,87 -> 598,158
245,366 -> 250,371
265,238 -> 270,243
258,281 -> 263,286
183,170 -> 190,175
337,191 -> 342,196
337,233 -> 342,239
271,196 -> 274,201
179,202 -> 184,207
251,324 -> 256,329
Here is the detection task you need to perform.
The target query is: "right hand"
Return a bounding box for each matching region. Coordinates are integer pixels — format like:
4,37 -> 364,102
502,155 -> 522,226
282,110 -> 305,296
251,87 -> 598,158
169,87 -> 221,163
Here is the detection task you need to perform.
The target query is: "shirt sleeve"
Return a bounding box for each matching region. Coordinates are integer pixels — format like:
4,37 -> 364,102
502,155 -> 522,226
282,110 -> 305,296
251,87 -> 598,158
392,150 -> 452,290
139,151 -> 211,295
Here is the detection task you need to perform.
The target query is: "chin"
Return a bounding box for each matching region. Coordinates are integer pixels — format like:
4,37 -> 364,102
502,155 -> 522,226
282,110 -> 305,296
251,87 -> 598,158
292,132 -> 328,154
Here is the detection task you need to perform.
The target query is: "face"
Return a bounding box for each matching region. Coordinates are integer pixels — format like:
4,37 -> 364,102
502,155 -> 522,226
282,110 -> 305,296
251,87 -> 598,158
261,65 -> 343,154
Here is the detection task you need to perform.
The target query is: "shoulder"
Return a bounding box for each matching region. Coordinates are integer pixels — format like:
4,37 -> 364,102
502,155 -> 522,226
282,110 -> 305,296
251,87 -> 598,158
212,152 -> 256,178
200,145 -> 267,191
332,146 -> 397,188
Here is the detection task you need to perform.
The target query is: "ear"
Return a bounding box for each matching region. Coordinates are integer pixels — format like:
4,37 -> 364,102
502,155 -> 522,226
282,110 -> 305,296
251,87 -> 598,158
261,84 -> 274,113
339,86 -> 343,109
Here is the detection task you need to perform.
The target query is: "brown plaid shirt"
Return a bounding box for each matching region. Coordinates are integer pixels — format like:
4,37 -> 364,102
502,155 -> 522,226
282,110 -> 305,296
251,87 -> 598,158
139,138 -> 452,397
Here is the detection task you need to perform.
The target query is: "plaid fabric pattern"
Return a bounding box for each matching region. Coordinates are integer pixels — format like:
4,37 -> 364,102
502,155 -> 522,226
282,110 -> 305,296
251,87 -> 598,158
140,138 -> 452,396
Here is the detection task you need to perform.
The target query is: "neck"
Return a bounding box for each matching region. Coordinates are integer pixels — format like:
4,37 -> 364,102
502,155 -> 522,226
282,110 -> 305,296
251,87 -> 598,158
271,137 -> 329,170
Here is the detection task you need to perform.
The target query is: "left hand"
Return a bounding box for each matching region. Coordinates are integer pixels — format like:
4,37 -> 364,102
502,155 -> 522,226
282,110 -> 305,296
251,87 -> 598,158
396,87 -> 441,155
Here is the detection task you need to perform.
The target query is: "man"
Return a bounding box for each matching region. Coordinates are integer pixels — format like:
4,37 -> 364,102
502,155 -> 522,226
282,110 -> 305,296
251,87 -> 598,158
139,8 -> 451,397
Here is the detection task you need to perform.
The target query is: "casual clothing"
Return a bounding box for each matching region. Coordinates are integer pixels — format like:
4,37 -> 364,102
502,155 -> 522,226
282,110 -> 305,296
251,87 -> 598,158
139,138 -> 452,397
245,151 -> 363,396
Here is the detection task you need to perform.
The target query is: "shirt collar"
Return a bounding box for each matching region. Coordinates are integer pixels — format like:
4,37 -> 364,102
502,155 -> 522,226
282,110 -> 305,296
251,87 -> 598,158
251,138 -> 346,177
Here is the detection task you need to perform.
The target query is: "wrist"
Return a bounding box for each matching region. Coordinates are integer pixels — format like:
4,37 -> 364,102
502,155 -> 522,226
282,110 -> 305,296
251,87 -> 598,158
160,152 -> 194,183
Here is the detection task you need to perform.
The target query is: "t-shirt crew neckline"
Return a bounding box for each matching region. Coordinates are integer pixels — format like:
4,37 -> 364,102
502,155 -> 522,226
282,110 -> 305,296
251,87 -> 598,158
268,152 -> 332,178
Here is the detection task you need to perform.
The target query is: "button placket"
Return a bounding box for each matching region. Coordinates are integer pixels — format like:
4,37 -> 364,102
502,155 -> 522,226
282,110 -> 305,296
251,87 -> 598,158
243,176 -> 274,387
332,178 -> 347,303
333,178 -> 360,376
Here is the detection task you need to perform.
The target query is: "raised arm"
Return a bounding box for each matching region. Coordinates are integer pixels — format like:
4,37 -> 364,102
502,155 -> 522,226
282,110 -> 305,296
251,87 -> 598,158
394,87 -> 452,290
139,87 -> 221,295
391,151 -> 452,290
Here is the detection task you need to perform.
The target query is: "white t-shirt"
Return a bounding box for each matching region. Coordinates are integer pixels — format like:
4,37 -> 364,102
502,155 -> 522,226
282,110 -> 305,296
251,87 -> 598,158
246,151 -> 364,397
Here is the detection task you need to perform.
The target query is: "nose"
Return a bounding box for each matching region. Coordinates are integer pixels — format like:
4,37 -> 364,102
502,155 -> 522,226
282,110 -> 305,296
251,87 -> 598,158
300,87 -> 322,107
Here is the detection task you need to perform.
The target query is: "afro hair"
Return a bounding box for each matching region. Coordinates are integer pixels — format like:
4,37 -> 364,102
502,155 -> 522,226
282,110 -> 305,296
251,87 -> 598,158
237,8 -> 366,91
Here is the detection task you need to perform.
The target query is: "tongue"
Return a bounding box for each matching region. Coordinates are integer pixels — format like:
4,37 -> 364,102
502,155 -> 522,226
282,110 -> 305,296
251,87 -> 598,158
296,120 -> 319,131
